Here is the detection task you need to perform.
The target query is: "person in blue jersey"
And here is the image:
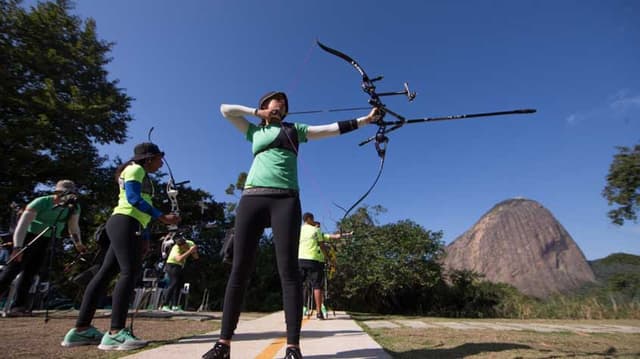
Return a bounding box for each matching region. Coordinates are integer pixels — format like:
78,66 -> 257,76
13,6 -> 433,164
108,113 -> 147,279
61,143 -> 180,350
202,92 -> 379,359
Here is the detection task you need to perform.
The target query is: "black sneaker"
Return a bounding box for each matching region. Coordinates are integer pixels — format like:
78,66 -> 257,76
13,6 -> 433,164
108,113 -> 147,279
202,342 -> 230,359
284,346 -> 303,359
316,312 -> 325,320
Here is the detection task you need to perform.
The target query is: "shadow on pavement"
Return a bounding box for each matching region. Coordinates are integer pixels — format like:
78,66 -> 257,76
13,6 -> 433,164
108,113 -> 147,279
302,348 -> 391,359
390,342 -> 532,358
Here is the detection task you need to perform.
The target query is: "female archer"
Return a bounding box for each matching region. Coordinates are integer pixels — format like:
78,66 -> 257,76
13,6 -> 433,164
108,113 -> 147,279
62,143 -> 180,350
202,92 -> 379,359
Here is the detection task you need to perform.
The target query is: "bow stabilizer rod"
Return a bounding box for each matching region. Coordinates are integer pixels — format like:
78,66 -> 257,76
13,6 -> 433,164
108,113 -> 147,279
358,108 -> 537,146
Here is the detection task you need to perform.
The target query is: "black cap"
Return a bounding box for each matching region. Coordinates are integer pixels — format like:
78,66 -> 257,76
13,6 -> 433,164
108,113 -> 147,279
259,91 -> 288,120
131,142 -> 164,161
302,212 -> 314,222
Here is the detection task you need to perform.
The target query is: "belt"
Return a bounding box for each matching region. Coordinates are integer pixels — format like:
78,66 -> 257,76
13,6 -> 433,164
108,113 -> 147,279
242,187 -> 299,197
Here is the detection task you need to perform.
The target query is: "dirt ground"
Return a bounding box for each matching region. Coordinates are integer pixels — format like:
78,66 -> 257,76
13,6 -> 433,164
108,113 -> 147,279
0,309 -> 224,359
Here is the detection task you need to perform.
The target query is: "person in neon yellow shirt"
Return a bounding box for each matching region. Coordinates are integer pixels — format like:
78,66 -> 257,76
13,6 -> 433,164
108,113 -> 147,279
62,142 -> 180,350
162,238 -> 199,311
298,212 -> 350,320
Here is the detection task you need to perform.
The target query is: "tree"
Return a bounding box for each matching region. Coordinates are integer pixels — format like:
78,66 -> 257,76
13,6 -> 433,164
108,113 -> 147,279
602,144 -> 640,226
331,206 -> 446,313
0,0 -> 133,225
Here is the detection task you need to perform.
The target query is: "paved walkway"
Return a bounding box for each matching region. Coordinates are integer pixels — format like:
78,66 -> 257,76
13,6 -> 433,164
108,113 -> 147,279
125,311 -> 391,359
361,318 -> 640,334
122,311 -> 640,358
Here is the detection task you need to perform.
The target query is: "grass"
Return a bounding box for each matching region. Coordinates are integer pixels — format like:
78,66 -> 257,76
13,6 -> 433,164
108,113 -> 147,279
351,312 -> 640,358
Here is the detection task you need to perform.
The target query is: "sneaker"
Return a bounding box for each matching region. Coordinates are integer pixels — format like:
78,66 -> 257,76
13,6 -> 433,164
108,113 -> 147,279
171,305 -> 183,312
284,346 -> 303,359
98,328 -> 148,351
202,341 -> 230,359
321,304 -> 328,317
161,305 -> 173,312
61,326 -> 104,347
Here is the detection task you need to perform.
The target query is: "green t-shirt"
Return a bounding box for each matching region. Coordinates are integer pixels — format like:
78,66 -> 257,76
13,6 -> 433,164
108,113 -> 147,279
26,195 -> 80,238
298,223 -> 330,262
112,163 -> 155,228
245,123 -> 308,190
166,240 -> 195,267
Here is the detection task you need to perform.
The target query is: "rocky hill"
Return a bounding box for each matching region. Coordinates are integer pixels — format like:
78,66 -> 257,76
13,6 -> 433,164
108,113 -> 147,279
444,198 -> 596,298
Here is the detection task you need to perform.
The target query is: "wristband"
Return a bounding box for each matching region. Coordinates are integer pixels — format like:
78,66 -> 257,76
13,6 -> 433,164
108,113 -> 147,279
338,119 -> 359,134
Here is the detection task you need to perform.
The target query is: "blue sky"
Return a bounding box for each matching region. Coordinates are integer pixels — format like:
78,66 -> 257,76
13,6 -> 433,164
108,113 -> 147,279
35,1 -> 640,260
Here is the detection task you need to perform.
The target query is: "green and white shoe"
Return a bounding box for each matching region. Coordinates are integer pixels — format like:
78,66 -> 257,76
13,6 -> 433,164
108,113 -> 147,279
97,328 -> 148,351
61,326 -> 104,347
161,305 -> 173,312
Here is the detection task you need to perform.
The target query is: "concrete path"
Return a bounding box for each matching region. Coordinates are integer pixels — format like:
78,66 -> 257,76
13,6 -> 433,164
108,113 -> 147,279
123,311 -> 640,358
124,311 -> 391,359
361,319 -> 640,334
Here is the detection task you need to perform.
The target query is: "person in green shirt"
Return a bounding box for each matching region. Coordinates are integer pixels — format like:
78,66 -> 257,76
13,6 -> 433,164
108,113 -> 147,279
0,179 -> 85,316
298,212 -> 349,320
62,142 -> 180,351
203,91 -> 379,359
161,237 -> 199,311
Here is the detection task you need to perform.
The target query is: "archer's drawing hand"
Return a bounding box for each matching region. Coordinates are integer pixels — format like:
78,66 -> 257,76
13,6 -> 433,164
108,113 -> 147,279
255,108 -> 283,123
159,214 -> 181,225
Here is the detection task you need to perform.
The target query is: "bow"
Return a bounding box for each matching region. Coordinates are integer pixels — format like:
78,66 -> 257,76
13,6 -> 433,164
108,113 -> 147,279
148,127 -> 189,231
316,40 -> 536,228
317,40 -> 416,221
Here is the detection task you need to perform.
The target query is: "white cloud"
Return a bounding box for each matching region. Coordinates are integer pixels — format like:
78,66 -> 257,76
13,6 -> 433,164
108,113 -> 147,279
565,113 -> 580,125
609,92 -> 640,112
567,89 -> 639,126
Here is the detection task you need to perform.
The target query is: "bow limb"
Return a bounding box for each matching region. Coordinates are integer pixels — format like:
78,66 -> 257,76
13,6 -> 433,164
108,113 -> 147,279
316,40 -> 383,108
149,127 -> 181,231
316,40 -> 369,80
318,40 -> 389,228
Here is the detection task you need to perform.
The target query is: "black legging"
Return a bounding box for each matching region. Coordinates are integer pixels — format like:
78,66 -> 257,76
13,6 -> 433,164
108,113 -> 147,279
220,193 -> 302,344
0,232 -> 49,308
76,214 -> 143,330
164,263 -> 185,307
